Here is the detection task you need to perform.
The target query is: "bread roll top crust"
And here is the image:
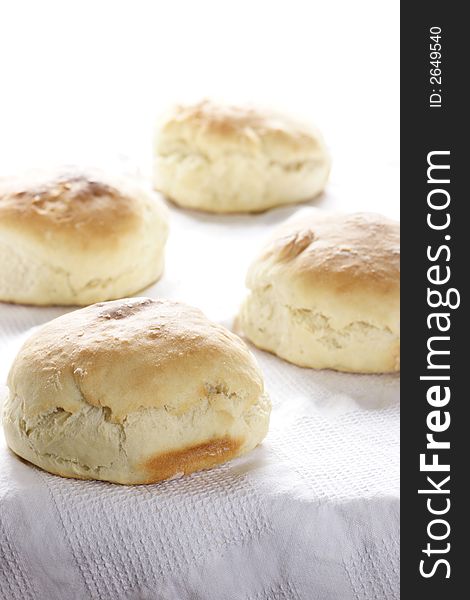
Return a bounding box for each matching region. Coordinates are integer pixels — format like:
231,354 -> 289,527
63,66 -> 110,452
8,298 -> 265,423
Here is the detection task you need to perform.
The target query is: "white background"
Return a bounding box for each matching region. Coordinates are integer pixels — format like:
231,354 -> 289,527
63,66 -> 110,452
0,0 -> 399,218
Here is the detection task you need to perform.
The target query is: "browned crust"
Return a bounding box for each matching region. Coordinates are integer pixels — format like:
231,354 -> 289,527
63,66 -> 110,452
161,100 -> 320,152
256,212 -> 400,295
0,169 -> 139,245
141,436 -> 242,484
8,436 -> 244,486
8,298 -> 264,420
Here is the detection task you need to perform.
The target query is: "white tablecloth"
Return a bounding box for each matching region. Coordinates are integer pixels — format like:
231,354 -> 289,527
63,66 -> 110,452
0,200 -> 399,600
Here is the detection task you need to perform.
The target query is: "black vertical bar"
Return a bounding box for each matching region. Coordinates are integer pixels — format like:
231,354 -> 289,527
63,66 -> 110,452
401,2 -> 466,597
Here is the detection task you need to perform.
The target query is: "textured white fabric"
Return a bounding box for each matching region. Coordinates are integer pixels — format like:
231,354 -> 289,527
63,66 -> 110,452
0,203 -> 399,600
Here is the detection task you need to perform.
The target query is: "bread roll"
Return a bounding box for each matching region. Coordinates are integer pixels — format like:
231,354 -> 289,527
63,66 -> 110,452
3,297 -> 271,484
154,100 -> 330,213
0,168 -> 169,305
237,210 -> 400,373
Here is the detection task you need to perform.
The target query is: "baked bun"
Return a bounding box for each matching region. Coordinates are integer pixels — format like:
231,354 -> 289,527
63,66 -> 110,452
0,168 -> 169,306
3,297 -> 270,484
237,210 -> 400,373
153,100 -> 330,213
